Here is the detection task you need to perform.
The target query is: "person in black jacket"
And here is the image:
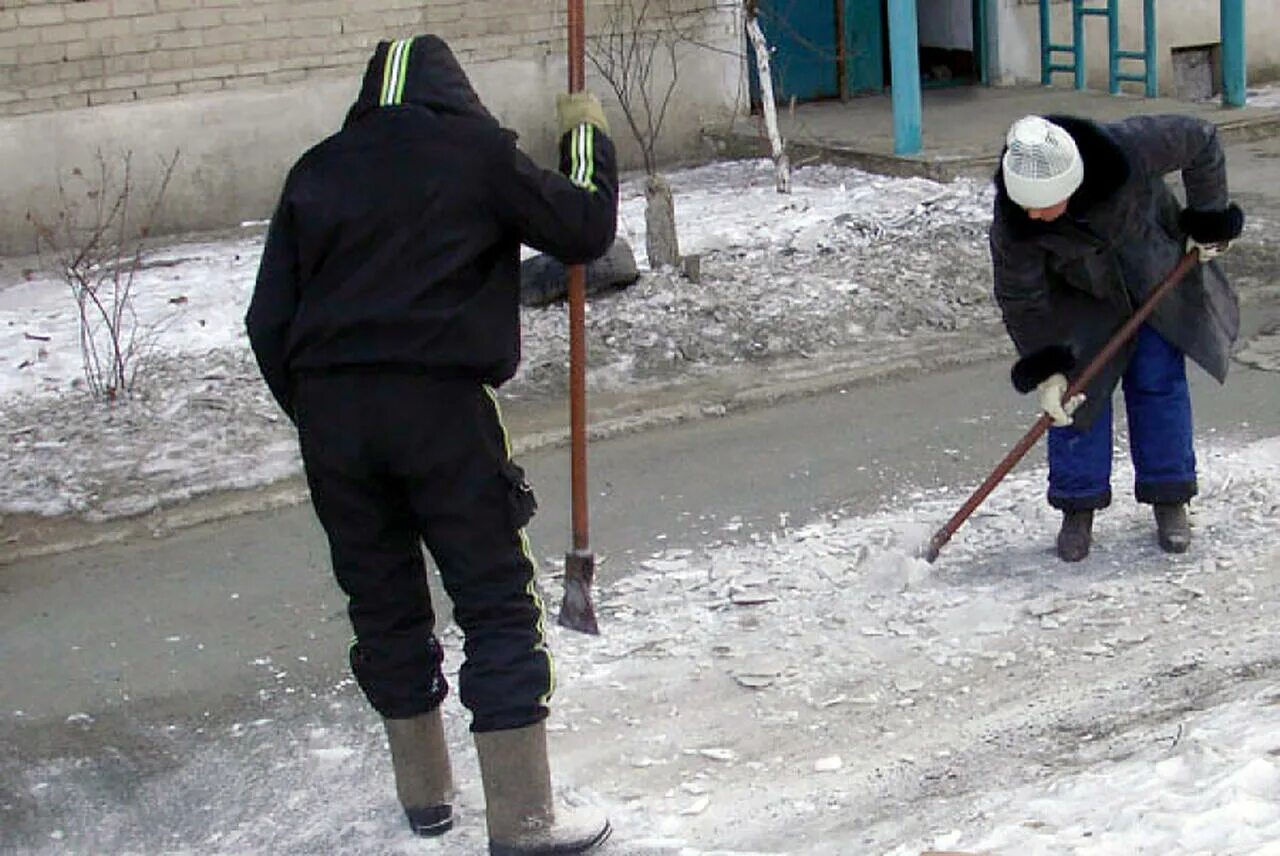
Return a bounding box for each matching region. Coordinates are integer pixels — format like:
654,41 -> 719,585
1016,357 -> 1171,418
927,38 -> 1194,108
246,35 -> 616,855
990,114 -> 1243,562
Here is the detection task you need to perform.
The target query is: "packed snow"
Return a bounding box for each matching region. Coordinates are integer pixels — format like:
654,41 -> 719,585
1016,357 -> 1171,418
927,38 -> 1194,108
1248,84 -> 1280,110
8,438 -> 1279,855
3,149 -> 1279,855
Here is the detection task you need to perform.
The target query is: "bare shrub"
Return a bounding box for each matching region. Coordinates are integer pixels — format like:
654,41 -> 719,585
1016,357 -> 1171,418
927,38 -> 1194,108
588,0 -> 687,177
588,0 -> 703,269
28,150 -> 180,402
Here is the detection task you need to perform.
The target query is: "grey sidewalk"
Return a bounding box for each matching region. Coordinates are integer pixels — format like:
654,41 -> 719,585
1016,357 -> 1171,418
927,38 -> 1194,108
708,84 -> 1280,180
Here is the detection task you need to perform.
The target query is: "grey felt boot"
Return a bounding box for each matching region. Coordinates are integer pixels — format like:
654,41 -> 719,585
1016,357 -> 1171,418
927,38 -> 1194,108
475,721 -> 611,856
383,709 -> 454,837
1154,503 -> 1191,554
1056,509 -> 1093,562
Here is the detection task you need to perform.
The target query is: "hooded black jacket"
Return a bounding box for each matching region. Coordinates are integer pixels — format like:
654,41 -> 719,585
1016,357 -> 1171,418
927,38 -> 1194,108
246,35 -> 618,418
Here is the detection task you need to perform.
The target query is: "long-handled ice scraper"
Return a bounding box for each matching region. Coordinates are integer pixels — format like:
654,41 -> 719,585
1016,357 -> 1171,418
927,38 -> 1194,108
922,251 -> 1199,564
556,0 -> 601,634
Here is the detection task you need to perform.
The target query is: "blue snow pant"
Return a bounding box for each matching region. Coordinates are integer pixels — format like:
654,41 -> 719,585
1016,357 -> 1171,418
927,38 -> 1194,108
1047,325 -> 1198,512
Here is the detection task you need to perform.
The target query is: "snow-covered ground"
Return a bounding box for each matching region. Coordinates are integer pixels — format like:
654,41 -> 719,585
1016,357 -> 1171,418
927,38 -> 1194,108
10,439 -> 1279,855
4,142 -> 1280,854
1248,84 -> 1280,110
0,160 -> 997,520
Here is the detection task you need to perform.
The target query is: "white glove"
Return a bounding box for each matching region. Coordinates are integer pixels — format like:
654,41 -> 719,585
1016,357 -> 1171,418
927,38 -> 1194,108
1186,236 -> 1229,262
1036,373 -> 1085,427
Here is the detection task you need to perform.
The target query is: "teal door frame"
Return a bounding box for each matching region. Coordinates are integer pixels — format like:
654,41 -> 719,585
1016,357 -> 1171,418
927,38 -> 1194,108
974,0 -> 989,84
846,0 -> 886,95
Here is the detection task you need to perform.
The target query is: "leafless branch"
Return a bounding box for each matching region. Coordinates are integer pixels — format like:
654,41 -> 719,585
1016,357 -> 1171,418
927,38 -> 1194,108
587,0 -> 695,175
28,149 -> 180,401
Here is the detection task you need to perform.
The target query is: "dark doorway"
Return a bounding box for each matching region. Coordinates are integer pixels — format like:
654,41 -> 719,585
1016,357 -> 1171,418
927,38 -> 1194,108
912,0 -> 985,87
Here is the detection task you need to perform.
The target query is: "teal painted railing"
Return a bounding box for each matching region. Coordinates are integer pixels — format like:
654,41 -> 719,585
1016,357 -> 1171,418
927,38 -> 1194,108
1039,0 -> 1157,98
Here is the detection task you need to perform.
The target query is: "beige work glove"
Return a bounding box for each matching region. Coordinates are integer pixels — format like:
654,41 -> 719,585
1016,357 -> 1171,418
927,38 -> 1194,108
1186,236 -> 1230,263
1037,373 -> 1086,427
556,92 -> 609,137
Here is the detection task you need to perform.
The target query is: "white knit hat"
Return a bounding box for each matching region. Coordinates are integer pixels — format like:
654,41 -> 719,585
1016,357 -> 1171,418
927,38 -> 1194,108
1002,115 -> 1084,209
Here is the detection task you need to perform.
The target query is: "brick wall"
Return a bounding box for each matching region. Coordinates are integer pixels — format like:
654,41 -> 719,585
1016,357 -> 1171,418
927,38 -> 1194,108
0,0 -> 742,254
1,0 -> 708,118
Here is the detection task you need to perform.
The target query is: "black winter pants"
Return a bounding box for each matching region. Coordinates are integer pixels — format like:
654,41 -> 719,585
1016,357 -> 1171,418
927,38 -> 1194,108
292,372 -> 552,733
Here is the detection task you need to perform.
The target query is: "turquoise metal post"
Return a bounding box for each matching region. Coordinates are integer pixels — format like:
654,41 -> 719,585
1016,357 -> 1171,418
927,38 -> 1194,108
1107,0 -> 1120,94
887,0 -> 921,155
1040,0 -> 1052,85
1143,0 -> 1157,97
976,0 -> 989,85
1071,0 -> 1086,89
1221,0 -> 1246,107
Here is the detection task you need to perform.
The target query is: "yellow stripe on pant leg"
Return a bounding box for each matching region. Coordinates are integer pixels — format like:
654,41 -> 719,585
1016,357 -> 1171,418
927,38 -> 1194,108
483,385 -> 556,706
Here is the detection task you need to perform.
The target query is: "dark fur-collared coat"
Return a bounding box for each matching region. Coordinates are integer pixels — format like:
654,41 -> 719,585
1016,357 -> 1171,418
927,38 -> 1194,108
989,114 -> 1243,429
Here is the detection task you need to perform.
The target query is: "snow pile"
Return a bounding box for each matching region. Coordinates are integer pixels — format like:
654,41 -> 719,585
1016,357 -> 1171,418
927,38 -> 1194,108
5,155 -> 1278,524
521,162 -> 996,398
1247,82 -> 1280,110
9,437 -> 1279,855
934,689 -> 1280,854
0,161 -> 998,521
547,438 -> 1280,853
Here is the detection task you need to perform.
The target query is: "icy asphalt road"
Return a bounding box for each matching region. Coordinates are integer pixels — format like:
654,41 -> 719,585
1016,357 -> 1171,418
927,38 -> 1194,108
1,291 -> 1278,854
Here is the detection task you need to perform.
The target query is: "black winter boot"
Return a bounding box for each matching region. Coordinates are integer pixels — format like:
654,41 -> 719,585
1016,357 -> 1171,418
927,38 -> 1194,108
1056,509 -> 1093,562
384,709 -> 454,837
475,721 -> 611,856
1154,503 -> 1191,553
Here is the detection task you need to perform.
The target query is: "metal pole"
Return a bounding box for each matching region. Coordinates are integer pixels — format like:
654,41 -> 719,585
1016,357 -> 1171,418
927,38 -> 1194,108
1143,0 -> 1157,97
835,0 -> 849,101
1040,0 -> 1052,86
558,0 -> 600,634
887,0 -> 921,155
976,0 -> 990,86
567,0 -> 587,554
1107,0 -> 1120,94
1221,0 -> 1246,107
1072,0 -> 1085,89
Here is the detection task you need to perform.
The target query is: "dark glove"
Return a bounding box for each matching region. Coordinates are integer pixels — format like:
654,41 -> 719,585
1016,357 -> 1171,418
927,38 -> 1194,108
1179,204 -> 1244,262
1011,344 -> 1076,394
